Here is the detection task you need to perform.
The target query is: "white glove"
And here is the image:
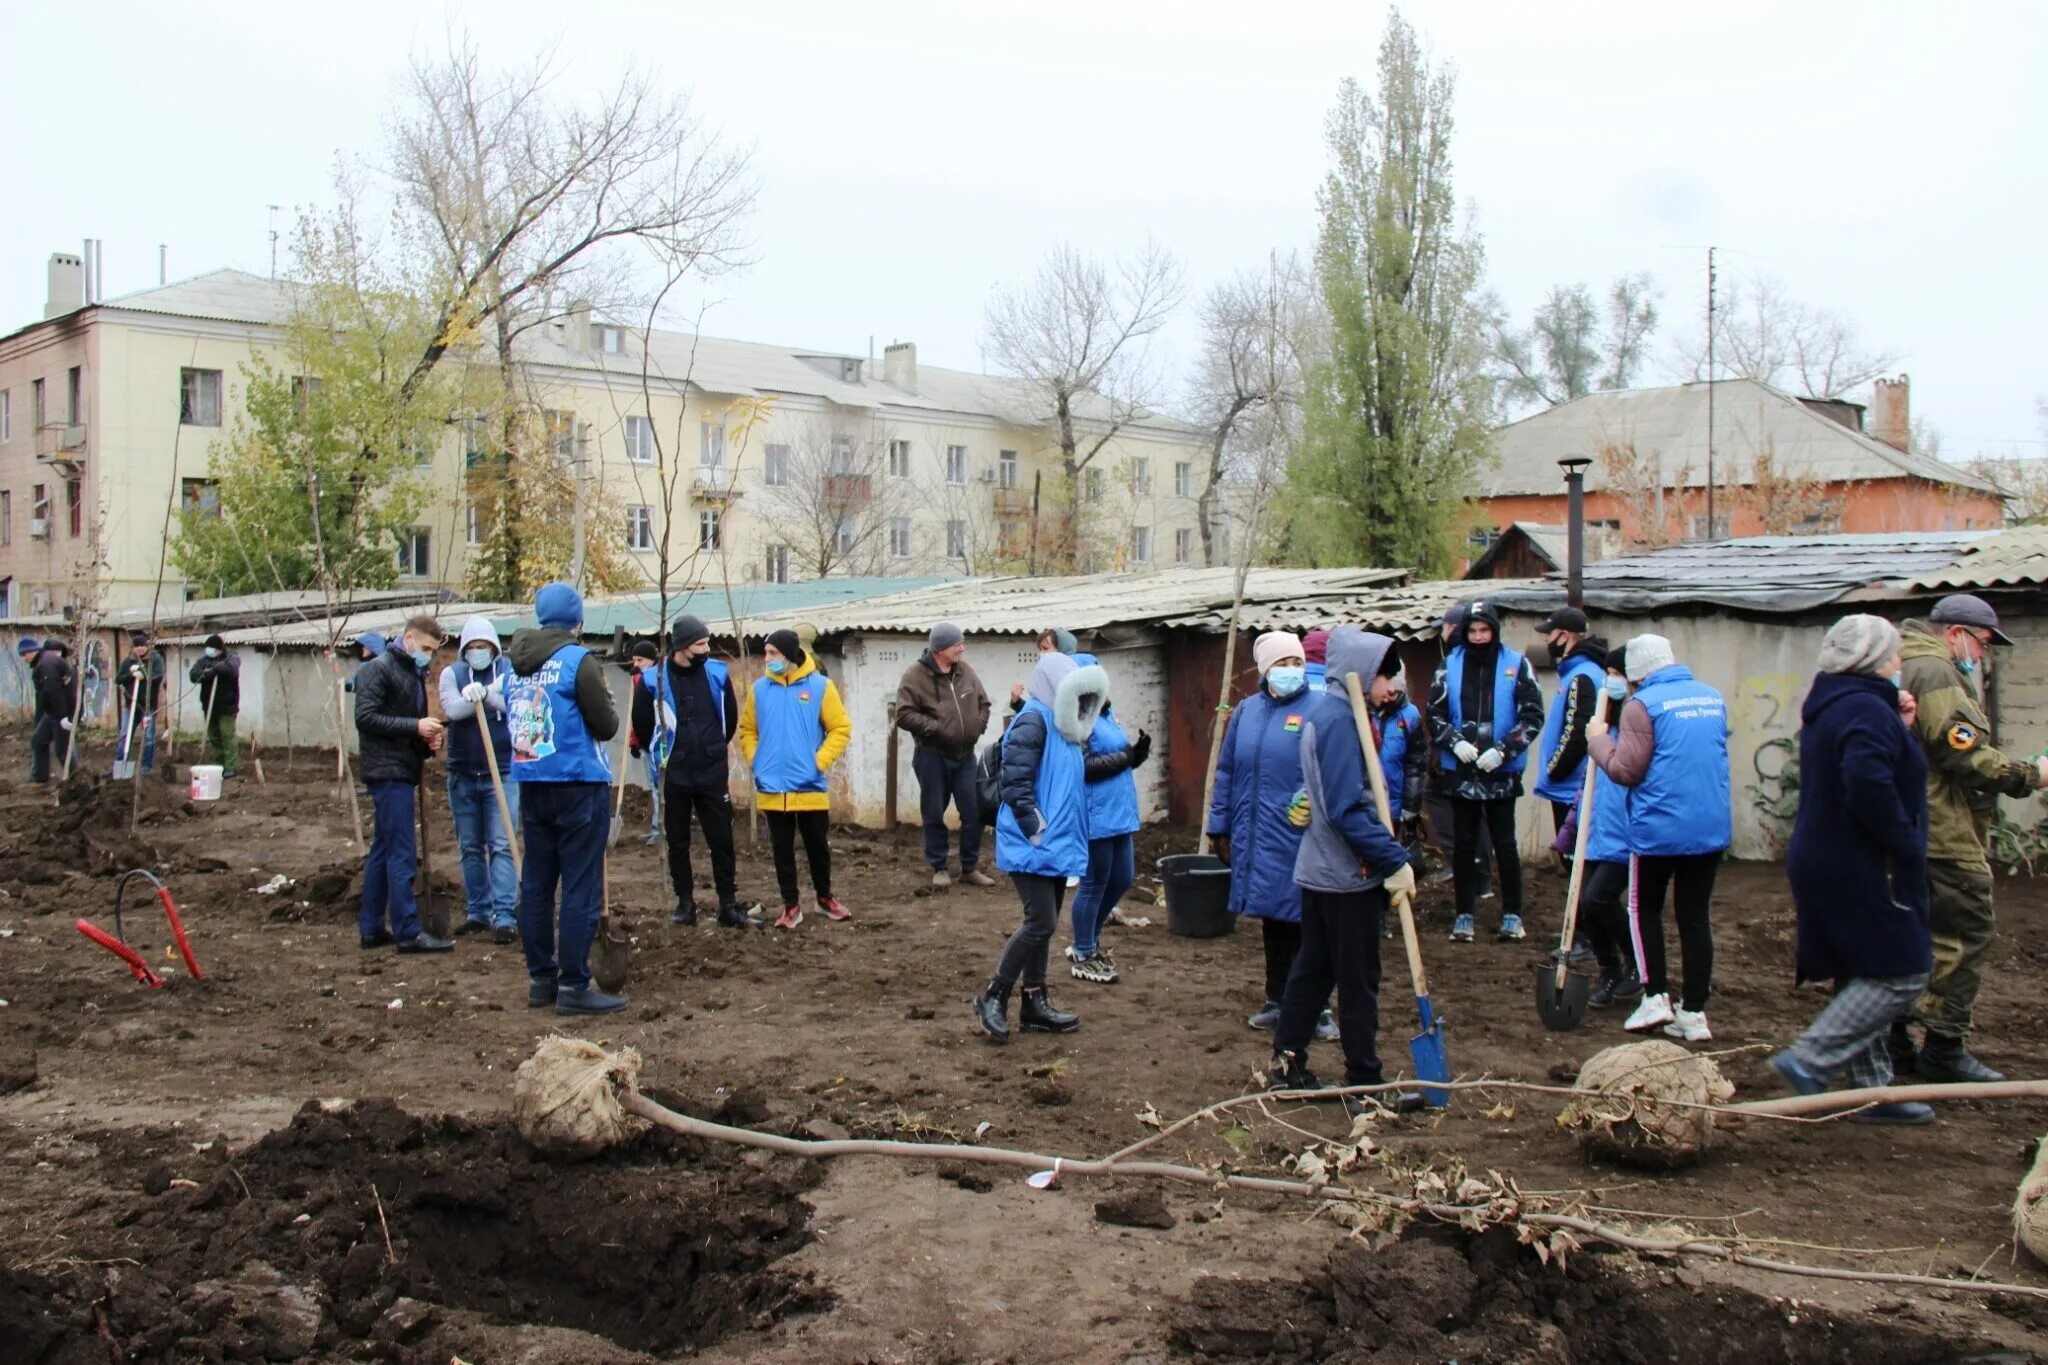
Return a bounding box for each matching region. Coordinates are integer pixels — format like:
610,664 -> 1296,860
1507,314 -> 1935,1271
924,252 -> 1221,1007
658,701 -> 677,733
1382,863 -> 1417,899
59,717 -> 74,732
460,681 -> 488,704
1452,740 -> 1480,765
1476,747 -> 1503,772
1027,810 -> 1046,847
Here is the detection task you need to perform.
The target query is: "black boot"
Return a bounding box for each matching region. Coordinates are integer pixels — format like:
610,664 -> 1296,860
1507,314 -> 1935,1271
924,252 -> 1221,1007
1019,987 -> 1079,1033
670,900 -> 698,927
972,979 -> 1012,1044
1886,1021 -> 1919,1077
1918,1033 -> 2003,1084
1267,1049 -> 1325,1094
717,901 -> 754,930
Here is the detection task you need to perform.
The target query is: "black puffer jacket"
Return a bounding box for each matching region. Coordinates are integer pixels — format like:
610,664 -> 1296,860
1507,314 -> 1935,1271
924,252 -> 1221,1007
353,646 -> 432,784
33,646 -> 77,720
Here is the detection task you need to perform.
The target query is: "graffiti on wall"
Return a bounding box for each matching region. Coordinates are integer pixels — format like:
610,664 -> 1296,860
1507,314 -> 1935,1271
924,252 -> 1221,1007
1730,672 -> 1804,851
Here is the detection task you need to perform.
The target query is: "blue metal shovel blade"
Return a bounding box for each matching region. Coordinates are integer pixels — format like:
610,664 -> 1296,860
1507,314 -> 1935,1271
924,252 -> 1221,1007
1409,994 -> 1451,1108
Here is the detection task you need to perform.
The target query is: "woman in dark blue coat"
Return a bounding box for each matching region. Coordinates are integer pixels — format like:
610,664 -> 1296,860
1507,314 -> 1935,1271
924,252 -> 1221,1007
1772,615 -> 1935,1124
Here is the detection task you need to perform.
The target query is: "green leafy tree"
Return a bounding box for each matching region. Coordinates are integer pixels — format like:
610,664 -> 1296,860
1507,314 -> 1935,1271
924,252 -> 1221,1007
1285,11 -> 1494,576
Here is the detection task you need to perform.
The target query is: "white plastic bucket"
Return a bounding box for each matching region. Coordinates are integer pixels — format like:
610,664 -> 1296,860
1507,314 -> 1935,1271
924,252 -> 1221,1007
189,765 -> 225,801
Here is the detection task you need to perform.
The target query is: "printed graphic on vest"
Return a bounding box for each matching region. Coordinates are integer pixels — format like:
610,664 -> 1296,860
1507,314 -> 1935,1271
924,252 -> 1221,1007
509,668 -> 559,763
1284,714 -> 1303,733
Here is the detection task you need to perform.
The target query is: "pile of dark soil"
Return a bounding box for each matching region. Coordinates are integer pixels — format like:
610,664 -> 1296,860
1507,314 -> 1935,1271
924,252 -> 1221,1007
1171,1224 -> 2036,1364
0,1098 -> 829,1363
0,772 -> 210,883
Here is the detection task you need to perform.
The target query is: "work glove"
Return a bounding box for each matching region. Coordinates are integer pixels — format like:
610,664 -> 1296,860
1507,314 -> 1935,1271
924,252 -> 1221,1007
1211,834 -> 1231,865
59,718 -> 74,732
1128,729 -> 1152,768
1452,740 -> 1480,766
1285,788 -> 1312,829
1475,747 -> 1503,772
1382,863 -> 1417,899
460,681 -> 488,704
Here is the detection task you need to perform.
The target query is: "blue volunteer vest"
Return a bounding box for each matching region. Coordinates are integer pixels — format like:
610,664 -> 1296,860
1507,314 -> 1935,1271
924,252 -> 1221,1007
1534,652 -> 1607,803
1582,766 -> 1633,863
1439,644 -> 1529,774
1377,701 -> 1421,816
1303,661 -> 1328,694
506,643 -> 612,784
446,657 -> 514,775
997,698 -> 1090,878
1083,708 -> 1141,840
642,657 -> 729,770
1625,665 -> 1731,856
750,668 -> 830,795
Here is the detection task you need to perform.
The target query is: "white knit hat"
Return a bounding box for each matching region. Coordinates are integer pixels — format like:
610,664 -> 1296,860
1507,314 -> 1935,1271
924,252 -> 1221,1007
1253,631 -> 1305,676
1623,634 -> 1676,683
1817,614 -> 1901,677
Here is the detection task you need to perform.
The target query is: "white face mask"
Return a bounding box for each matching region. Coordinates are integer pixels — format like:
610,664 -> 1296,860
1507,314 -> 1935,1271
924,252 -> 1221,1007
464,647 -> 495,672
204,647 -> 222,659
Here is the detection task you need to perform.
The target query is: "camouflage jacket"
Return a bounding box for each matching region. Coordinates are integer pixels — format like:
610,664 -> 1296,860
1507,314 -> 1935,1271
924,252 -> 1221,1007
1898,620 -> 2036,867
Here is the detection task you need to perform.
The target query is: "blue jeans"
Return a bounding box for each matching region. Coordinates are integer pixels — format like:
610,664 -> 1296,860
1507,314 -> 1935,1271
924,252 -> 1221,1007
449,769 -> 519,928
1070,833 -> 1135,958
360,781 -> 422,940
517,781 -> 608,990
119,712 -> 157,772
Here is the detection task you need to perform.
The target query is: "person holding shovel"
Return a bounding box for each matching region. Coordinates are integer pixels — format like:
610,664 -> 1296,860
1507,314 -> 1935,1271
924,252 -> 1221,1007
439,616 -> 519,945
1267,626 -> 1415,1111
28,637 -> 76,784
738,628 -> 853,929
1771,614 -> 1937,1124
1585,634 -> 1730,1042
632,614 -> 748,929
188,634 -> 242,777
1557,647 -> 1643,1009
115,632 -> 164,776
354,615 -> 452,954
507,583 -> 623,1014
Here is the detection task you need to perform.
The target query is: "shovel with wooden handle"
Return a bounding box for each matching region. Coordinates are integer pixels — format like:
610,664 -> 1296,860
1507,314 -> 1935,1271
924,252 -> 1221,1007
1345,673 -> 1451,1107
1536,760 -> 1597,1031
113,676 -> 143,780
590,735 -> 632,991
475,706 -> 522,878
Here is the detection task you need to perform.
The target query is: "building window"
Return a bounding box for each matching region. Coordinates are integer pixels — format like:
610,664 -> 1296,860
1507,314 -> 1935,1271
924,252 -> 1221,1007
1129,457 -> 1151,494
594,324 -> 625,355
626,504 -> 655,551
1175,527 -> 1193,563
888,439 -> 911,478
1686,514 -> 1729,540
179,369 -> 222,426
998,518 -> 1025,559
0,491 -> 9,546
762,443 -> 789,486
945,519 -> 967,559
945,444 -> 969,485
31,484 -> 48,528
698,507 -> 722,549
827,434 -> 853,475
834,516 -> 855,557
290,374 -> 324,417
544,409 -> 577,462
65,479 -> 83,538
465,503 -> 484,546
181,478 -> 219,519
1,388 -> 10,442
398,528 -> 431,579
66,367 -> 81,424
889,517 -> 912,559
700,420 -> 725,470
1174,461 -> 1193,498
1084,467 -> 1104,503
33,378 -> 47,429
1128,525 -> 1151,565
764,543 -> 790,583
998,449 -> 1019,489
624,415 -> 657,464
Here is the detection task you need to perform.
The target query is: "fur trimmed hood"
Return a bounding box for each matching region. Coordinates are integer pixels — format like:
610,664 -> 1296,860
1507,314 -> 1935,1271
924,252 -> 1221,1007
1027,653 -> 1106,744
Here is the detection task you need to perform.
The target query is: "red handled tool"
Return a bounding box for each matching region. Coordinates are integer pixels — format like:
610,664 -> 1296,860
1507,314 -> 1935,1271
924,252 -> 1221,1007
74,868 -> 204,988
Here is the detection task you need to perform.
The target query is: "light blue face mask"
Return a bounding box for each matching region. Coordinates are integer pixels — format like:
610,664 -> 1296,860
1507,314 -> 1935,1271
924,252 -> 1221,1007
1604,676 -> 1629,701
1958,657 -> 1977,676
1889,670 -> 1904,688
409,648 -> 434,669
1266,665 -> 1306,696
765,657 -> 788,676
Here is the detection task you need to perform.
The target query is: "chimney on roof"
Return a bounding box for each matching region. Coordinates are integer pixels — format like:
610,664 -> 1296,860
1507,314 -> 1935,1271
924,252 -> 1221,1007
564,297 -> 591,352
45,252 -> 84,319
1870,374 -> 1910,452
883,341 -> 917,393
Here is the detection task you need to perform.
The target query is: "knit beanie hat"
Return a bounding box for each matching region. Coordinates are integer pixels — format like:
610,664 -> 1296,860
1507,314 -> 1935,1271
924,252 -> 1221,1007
930,621 -> 964,653
1623,634 -> 1676,682
1301,629 -> 1330,665
1253,631 -> 1305,676
534,581 -> 584,630
204,633 -> 226,650
670,614 -> 710,647
1817,614 -> 1901,677
766,628 -> 806,667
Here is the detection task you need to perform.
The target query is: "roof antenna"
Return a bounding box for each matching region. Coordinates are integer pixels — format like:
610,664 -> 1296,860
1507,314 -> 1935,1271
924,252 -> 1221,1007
268,205 -> 281,280
159,244 -> 168,286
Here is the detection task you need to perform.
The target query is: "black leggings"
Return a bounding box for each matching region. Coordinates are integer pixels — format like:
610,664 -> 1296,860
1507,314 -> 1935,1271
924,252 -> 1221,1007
765,809 -> 832,907
1631,852 -> 1718,1011
994,872 -> 1067,990
1452,797 -> 1522,917
1261,919 -> 1301,1004
1577,859 -> 1631,980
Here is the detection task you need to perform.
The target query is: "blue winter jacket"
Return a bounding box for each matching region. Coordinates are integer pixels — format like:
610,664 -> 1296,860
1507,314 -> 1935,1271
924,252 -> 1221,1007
996,656 -> 1107,879
1081,706 -> 1141,840
1206,678 -> 1314,922
1787,672 -> 1930,983
1535,648 -> 1607,803
1376,699 -> 1424,819
1304,661 -> 1328,694
1581,765 -> 1633,864
1294,628 -> 1413,894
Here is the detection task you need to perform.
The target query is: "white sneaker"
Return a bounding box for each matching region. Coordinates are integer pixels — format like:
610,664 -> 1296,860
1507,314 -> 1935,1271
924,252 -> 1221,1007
1664,1008 -> 1711,1042
1624,992 -> 1675,1033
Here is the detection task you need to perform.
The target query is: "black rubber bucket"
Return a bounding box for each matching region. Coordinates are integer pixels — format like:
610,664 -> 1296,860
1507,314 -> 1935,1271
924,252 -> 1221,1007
1157,853 -> 1235,939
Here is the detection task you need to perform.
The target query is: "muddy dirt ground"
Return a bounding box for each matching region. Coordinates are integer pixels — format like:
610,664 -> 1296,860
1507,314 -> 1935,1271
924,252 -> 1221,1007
5,729 -> 2048,1362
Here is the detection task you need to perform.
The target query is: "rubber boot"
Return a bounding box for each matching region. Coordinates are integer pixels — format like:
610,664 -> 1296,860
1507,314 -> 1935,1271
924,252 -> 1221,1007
670,900 -> 698,927
1019,987 -> 1079,1034
972,979 -> 1012,1044
1918,1033 -> 2003,1084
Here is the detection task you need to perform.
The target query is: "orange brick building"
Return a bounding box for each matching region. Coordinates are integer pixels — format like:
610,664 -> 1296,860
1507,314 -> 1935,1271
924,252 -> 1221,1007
1472,376 -> 2002,550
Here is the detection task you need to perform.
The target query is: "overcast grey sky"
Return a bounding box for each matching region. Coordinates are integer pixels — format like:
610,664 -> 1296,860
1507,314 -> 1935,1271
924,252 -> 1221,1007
5,0 -> 2043,458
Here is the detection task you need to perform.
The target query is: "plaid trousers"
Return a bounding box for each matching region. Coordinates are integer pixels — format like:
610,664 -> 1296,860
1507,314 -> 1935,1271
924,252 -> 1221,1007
1785,974 -> 1928,1090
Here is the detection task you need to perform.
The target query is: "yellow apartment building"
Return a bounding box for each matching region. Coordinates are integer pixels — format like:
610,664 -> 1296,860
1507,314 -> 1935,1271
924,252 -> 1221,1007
0,257 -> 1216,617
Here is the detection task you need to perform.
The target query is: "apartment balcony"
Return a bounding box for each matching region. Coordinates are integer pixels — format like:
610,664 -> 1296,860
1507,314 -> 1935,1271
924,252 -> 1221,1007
36,420 -> 87,466
824,473 -> 872,504
992,486 -> 1032,516
691,465 -> 743,502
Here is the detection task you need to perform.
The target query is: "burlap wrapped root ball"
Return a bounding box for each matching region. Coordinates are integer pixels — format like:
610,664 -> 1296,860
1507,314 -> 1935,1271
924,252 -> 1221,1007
514,1035 -> 649,1159
1562,1040 -> 1734,1170
2014,1136 -> 2048,1264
